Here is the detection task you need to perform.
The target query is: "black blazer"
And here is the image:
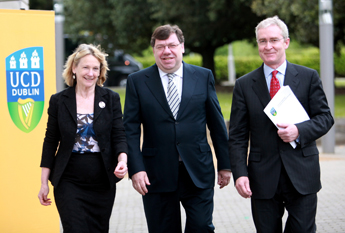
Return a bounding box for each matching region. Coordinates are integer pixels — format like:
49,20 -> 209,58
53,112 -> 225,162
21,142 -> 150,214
40,85 -> 128,188
228,61 -> 334,199
124,62 -> 231,193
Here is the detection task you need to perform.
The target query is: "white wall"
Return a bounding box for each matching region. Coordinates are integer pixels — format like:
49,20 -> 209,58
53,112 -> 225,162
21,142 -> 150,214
0,0 -> 29,10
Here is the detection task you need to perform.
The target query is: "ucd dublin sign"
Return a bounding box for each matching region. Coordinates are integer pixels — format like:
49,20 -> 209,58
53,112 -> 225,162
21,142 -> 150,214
6,47 -> 45,133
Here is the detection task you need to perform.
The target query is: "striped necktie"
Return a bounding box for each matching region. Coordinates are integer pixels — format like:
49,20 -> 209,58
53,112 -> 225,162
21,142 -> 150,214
167,73 -> 180,119
270,70 -> 280,99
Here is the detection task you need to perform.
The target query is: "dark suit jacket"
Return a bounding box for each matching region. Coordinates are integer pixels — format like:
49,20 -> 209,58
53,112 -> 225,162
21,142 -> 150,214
40,85 -> 128,188
228,61 -> 334,199
124,62 -> 230,193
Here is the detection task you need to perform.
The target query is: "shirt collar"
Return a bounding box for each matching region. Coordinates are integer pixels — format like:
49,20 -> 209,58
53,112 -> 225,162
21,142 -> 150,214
263,60 -> 287,78
158,63 -> 184,78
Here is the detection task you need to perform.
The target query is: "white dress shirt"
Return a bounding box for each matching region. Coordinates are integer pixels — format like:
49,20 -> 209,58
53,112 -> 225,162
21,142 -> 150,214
158,64 -> 183,100
264,60 -> 287,92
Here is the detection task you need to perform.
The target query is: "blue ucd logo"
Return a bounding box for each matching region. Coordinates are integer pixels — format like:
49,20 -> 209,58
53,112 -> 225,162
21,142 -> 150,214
6,47 -> 45,133
270,107 -> 277,116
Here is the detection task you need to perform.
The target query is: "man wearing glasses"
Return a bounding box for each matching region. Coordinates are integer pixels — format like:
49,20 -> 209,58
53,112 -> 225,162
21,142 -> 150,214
124,24 -> 231,233
228,16 -> 333,232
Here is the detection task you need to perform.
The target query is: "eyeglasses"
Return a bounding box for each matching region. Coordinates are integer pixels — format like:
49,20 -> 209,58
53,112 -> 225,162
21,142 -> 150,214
257,38 -> 284,46
154,43 -> 180,51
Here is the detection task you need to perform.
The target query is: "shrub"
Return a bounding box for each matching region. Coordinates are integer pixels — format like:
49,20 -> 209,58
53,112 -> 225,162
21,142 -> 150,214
334,51 -> 345,77
135,49 -> 345,83
135,56 -> 155,68
288,56 -> 320,74
183,55 -> 202,67
233,56 -> 263,79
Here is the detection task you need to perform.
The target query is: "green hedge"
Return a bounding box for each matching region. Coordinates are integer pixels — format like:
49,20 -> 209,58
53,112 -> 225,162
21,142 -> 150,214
135,52 -> 345,83
135,56 -> 155,69
335,52 -> 345,77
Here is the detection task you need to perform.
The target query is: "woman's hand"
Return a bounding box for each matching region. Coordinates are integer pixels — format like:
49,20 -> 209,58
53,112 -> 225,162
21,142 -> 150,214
38,167 -> 52,206
114,161 -> 128,178
114,152 -> 128,178
38,184 -> 52,206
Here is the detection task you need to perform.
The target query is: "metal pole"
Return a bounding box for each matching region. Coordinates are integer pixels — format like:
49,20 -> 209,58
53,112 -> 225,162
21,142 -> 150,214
319,0 -> 335,153
54,0 -> 65,92
227,43 -> 236,85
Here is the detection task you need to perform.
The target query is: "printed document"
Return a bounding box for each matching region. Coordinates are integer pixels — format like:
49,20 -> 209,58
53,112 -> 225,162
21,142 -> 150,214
264,85 -> 310,148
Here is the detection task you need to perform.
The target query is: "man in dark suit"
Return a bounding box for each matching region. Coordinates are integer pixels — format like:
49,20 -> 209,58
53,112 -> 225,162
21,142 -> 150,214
124,24 -> 231,233
228,16 -> 334,232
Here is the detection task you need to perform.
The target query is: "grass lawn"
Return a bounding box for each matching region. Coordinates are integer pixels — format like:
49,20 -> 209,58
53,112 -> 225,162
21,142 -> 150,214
216,92 -> 232,120
111,84 -> 345,118
113,87 -> 126,110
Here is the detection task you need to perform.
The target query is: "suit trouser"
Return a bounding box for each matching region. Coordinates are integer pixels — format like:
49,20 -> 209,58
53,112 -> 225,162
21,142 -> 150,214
251,165 -> 317,233
142,162 -> 215,233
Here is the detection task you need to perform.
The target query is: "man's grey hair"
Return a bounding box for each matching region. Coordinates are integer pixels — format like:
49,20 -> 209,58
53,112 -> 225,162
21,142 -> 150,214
255,16 -> 289,40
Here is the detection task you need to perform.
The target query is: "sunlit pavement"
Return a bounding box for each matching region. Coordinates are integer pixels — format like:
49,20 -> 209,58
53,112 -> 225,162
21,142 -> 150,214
108,145 -> 345,233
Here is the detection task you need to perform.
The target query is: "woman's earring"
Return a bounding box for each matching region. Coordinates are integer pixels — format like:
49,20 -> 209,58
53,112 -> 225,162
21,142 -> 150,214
73,74 -> 76,79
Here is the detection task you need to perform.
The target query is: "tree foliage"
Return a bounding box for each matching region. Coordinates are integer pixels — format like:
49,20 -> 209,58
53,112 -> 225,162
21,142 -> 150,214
29,0 -> 345,76
64,0 -> 117,52
29,0 -> 53,10
140,0 -> 264,73
63,0 -> 263,77
61,0 -> 345,77
250,0 -> 345,54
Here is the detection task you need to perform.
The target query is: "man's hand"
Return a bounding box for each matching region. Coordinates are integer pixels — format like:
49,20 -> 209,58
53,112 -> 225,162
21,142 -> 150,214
217,170 -> 232,189
131,171 -> 150,195
235,176 -> 252,198
277,123 -> 299,143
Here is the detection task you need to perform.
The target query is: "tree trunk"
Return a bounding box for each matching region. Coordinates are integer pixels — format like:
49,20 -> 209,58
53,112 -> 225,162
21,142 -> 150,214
200,47 -> 216,80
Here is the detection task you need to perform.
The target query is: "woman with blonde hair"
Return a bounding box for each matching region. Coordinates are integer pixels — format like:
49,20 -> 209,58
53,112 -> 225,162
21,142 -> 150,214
38,44 -> 128,232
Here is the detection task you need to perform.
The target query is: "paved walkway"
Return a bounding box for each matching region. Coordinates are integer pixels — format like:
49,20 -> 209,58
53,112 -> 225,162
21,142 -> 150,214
108,145 -> 345,233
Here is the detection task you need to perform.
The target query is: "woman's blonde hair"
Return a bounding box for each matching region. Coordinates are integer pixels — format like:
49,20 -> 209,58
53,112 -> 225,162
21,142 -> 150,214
62,44 -> 109,87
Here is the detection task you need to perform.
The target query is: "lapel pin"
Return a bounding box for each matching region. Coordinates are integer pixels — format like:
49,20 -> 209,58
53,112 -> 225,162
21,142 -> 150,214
99,101 -> 106,108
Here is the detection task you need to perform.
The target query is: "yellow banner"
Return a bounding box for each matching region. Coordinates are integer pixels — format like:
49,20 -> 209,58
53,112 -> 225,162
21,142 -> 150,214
0,9 -> 59,232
